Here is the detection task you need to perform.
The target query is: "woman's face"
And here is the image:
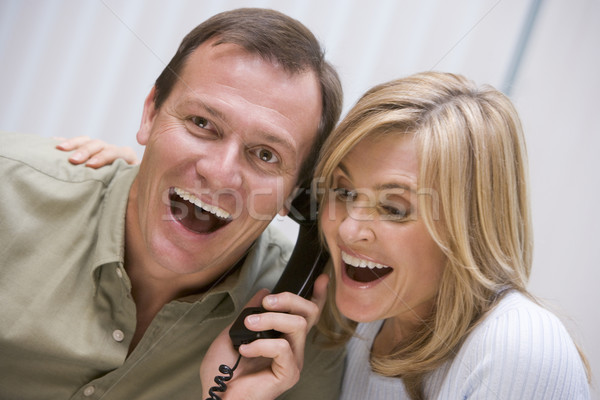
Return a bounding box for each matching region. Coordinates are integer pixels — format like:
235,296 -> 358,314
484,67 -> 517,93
320,133 -> 447,328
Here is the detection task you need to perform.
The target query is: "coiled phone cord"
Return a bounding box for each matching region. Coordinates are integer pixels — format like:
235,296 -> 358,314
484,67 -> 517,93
204,353 -> 243,400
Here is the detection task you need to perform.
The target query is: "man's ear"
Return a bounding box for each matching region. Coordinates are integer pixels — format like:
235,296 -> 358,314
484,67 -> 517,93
136,86 -> 158,146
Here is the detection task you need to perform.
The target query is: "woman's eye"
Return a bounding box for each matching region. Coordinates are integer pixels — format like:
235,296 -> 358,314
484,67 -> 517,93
381,204 -> 410,221
191,116 -> 209,129
333,188 -> 356,202
253,148 -> 279,164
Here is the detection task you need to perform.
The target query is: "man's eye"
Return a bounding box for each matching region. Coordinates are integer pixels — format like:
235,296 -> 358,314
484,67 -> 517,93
253,148 -> 279,164
333,188 -> 356,202
191,116 -> 209,129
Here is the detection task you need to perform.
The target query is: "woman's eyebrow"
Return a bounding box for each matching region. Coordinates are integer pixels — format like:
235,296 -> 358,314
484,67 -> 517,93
376,182 -> 416,194
337,162 -> 352,179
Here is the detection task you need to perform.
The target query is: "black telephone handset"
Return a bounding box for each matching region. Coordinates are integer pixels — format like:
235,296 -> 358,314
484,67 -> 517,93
228,189 -> 328,349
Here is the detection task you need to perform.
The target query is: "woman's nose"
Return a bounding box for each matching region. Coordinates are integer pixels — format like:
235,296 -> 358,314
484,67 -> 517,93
337,204 -> 376,244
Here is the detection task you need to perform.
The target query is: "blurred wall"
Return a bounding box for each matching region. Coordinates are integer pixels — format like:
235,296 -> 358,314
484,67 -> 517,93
1,0 -> 598,396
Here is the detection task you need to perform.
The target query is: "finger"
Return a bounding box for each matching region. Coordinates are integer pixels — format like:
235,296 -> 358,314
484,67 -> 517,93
244,311 -> 308,336
55,136 -> 92,151
85,147 -> 139,168
243,311 -> 309,358
67,140 -> 106,164
262,288 -> 322,322
116,147 -> 139,165
238,338 -> 301,384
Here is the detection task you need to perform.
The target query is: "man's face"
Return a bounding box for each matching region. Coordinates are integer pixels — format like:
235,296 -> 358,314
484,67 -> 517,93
131,40 -> 322,277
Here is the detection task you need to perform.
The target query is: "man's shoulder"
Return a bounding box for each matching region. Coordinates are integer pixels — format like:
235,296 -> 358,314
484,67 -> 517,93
0,131 -> 133,186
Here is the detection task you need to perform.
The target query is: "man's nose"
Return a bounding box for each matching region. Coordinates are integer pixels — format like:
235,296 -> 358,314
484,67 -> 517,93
195,141 -> 243,191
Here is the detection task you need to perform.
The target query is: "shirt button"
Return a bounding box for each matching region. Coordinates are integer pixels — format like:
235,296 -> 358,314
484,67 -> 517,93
112,329 -> 125,342
116,268 -> 123,278
83,385 -> 95,396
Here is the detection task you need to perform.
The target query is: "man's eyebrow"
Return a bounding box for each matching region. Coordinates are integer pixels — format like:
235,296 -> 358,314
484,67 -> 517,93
182,97 -> 297,154
261,132 -> 296,155
183,98 -> 227,122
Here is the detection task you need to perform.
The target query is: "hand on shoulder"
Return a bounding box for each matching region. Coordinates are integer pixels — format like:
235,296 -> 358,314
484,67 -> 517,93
55,136 -> 138,168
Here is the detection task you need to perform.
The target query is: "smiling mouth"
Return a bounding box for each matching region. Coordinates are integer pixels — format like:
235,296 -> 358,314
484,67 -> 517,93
169,187 -> 232,234
342,251 -> 392,283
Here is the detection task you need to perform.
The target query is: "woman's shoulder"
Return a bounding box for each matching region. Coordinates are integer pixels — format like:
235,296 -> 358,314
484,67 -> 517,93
475,291 -> 573,347
465,291 -> 584,370
483,290 -> 562,327
434,291 -> 590,399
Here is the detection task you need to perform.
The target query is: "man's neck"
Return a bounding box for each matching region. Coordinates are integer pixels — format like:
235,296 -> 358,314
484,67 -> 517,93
122,181 -> 241,353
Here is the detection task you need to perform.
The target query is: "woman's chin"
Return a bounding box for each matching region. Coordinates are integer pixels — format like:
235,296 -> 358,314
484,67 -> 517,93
336,292 -> 382,323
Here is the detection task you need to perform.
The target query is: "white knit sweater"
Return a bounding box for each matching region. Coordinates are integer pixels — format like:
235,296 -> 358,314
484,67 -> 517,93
340,291 -> 589,399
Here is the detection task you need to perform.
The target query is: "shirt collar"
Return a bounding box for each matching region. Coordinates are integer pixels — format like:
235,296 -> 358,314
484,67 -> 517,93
90,166 -> 138,286
175,225 -> 289,313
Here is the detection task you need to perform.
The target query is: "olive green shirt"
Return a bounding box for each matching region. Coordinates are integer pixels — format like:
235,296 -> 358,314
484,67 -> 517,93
0,132 -> 343,399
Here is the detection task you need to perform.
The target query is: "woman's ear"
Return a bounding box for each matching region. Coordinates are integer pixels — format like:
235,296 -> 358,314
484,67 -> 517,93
136,86 -> 158,146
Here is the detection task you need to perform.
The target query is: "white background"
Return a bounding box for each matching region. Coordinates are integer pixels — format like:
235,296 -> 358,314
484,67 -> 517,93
1,0 -> 598,397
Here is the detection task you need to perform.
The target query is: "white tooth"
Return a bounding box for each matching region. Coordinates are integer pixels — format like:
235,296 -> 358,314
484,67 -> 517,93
173,187 -> 231,219
341,251 -> 389,270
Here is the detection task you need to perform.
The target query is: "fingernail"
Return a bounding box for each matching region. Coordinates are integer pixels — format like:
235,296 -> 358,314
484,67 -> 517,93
264,295 -> 277,307
87,157 -> 99,165
70,152 -> 83,161
246,314 -> 259,325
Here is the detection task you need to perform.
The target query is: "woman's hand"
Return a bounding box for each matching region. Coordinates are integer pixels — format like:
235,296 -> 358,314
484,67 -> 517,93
200,274 -> 329,400
55,136 -> 138,168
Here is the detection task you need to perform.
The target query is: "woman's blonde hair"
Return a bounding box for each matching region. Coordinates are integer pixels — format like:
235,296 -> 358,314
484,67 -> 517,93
315,71 -> 535,398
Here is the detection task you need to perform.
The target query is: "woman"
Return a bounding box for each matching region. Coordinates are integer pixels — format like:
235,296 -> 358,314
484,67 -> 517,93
313,71 -> 590,399
59,71 -> 590,399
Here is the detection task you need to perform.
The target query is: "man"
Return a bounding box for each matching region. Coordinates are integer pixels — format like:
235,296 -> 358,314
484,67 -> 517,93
0,8 -> 343,399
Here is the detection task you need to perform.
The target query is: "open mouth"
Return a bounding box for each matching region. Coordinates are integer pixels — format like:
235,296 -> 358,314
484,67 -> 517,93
169,187 -> 232,234
342,251 -> 392,283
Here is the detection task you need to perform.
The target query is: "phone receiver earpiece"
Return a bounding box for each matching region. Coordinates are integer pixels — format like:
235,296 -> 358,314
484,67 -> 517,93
228,188 -> 328,349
